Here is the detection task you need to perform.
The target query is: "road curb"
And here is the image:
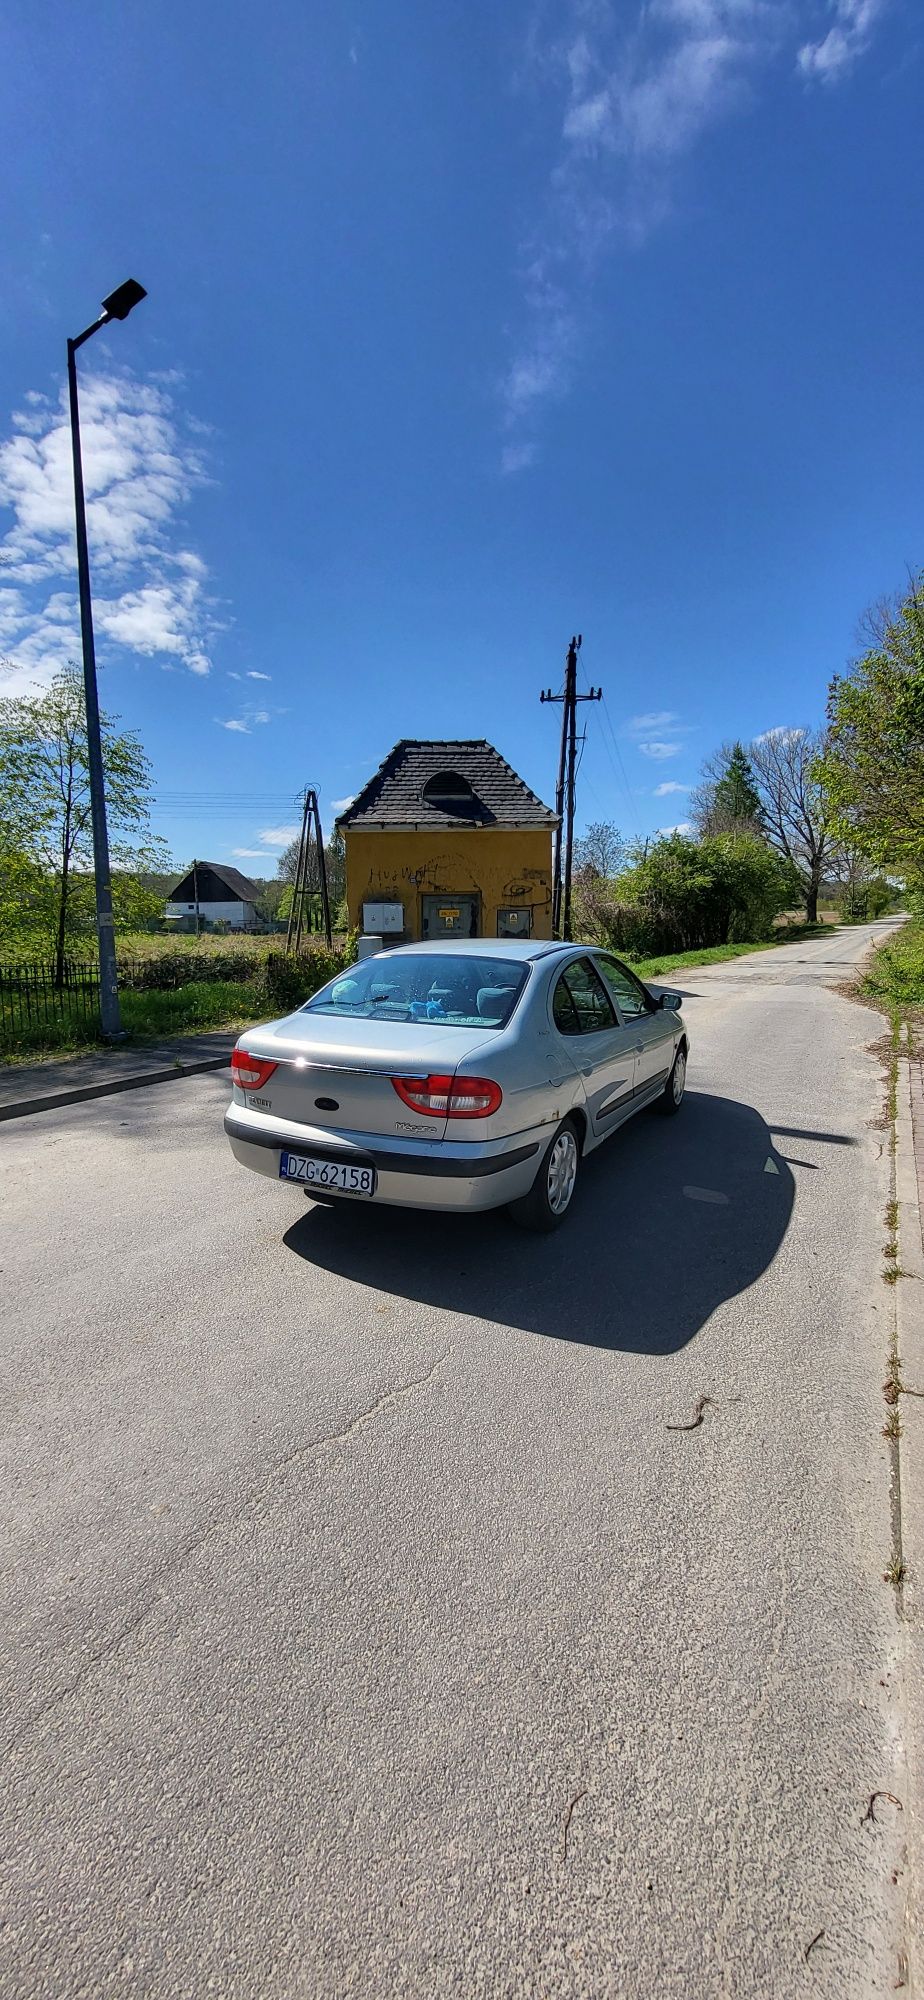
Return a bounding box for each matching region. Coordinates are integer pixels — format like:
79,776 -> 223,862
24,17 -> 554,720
0,1053 -> 231,1123
895,1032 -> 924,1978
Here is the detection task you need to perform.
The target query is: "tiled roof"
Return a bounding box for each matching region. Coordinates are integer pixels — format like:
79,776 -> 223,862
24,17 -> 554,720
337,740 -> 557,830
167,863 -> 260,901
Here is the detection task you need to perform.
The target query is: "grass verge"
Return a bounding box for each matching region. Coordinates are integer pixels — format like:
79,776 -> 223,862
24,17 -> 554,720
859,916 -> 924,1020
632,923 -> 833,982
1,980 -> 264,1061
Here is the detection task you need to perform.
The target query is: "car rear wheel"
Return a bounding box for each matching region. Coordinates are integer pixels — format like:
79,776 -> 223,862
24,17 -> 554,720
508,1117 -> 580,1232
656,1045 -> 686,1116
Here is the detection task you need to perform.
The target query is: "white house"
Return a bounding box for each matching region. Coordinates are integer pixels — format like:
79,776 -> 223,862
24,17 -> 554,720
165,862 -> 260,931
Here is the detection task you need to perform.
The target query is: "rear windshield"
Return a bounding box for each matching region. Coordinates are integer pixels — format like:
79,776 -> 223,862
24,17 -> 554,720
302,954 -> 529,1029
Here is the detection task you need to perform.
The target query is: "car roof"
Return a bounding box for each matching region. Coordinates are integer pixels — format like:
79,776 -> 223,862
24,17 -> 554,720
382,938 -> 576,963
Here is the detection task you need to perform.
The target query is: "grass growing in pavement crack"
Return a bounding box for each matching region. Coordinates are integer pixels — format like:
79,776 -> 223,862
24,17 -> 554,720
884,1555 -> 907,1588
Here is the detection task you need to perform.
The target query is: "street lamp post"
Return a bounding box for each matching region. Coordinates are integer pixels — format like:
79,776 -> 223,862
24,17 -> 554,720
67,278 -> 147,1040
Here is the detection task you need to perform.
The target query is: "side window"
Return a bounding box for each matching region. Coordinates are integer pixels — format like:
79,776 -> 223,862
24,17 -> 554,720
552,958 -> 617,1036
552,973 -> 579,1035
597,954 -> 652,1020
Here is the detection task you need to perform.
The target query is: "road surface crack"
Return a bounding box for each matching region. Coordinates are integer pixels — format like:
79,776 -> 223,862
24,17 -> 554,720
560,1787 -> 587,1862
666,1394 -> 714,1431
4,1345 -> 453,1760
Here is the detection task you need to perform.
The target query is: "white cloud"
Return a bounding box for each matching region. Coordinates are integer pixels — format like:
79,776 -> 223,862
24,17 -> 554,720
94,577 -> 211,673
625,709 -> 683,734
232,847 -> 271,858
331,794 -> 355,812
0,368 -> 218,687
798,0 -> 888,81
655,819 -> 694,836
257,822 -> 302,846
246,670 -> 271,681
653,779 -> 689,794
502,0 -> 886,464
621,711 -> 692,761
216,701 -> 274,734
228,670 -> 242,680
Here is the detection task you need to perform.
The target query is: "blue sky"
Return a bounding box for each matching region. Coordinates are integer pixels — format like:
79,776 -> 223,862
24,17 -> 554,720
1,0 -> 921,873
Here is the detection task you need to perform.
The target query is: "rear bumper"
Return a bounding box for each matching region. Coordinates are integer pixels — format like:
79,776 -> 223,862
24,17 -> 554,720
224,1106 -> 544,1212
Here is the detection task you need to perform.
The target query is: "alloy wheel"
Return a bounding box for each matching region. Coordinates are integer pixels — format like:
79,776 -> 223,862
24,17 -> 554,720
547,1128 -> 578,1215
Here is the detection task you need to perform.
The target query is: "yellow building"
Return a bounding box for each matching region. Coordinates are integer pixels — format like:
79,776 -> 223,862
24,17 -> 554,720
337,739 -> 557,942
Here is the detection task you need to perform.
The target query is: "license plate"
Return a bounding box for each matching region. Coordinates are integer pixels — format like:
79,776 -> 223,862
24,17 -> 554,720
279,1151 -> 375,1196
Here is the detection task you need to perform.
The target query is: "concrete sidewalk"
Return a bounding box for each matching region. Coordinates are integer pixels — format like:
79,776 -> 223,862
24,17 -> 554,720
0,1032 -> 235,1123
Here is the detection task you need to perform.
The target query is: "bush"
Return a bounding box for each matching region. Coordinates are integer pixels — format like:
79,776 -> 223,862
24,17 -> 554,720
573,833 -> 792,957
263,942 -> 354,1014
861,919 -> 924,1011
117,949 -> 264,989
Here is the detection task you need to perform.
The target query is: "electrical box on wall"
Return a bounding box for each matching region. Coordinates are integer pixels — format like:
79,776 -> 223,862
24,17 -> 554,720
362,901 -> 404,933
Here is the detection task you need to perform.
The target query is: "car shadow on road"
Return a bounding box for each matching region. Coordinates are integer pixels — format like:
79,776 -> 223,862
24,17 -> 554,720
282,1091 -> 798,1355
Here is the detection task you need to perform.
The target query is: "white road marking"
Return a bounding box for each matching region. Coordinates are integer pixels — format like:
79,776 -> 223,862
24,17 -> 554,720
764,1157 -> 780,1175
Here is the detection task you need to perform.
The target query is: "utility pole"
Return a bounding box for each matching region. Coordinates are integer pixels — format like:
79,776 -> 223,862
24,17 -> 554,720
313,793 -> 332,948
540,635 -> 602,940
67,278 -> 147,1040
286,789 -> 333,953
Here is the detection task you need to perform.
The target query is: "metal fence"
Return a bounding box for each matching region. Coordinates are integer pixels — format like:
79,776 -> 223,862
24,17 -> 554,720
0,952 -> 266,1054
0,960 -> 102,1048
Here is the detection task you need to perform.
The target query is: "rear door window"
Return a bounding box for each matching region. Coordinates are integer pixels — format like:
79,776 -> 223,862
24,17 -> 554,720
596,954 -> 653,1021
552,958 -> 618,1036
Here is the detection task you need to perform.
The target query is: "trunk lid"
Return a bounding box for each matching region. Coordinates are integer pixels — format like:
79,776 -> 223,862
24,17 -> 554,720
235,1012 -> 499,1141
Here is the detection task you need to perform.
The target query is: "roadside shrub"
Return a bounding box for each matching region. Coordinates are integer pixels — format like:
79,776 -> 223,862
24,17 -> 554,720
861,919 -> 924,1010
573,833 -> 792,957
117,950 -> 262,989
263,941 -> 354,1014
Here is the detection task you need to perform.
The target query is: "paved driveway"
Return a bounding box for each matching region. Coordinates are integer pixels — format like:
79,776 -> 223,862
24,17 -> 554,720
0,920 -> 910,1997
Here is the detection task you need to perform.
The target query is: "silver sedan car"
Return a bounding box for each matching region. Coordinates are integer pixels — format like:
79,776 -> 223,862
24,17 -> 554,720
225,939 -> 688,1231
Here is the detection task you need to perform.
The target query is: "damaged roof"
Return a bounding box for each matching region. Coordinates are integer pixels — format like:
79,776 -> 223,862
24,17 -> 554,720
337,739 -> 557,830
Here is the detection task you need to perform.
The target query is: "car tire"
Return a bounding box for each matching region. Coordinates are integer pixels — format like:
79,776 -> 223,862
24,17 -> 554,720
656,1044 -> 687,1116
508,1117 -> 581,1232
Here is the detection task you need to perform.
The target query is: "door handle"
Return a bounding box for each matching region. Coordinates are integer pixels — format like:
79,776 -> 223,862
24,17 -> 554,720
635,1042 -> 645,1053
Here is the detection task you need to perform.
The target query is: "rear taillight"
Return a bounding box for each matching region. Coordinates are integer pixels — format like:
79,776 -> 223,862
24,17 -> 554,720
391,1074 -> 503,1119
231,1049 -> 278,1091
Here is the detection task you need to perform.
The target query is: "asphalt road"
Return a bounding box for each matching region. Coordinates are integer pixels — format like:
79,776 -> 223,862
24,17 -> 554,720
0,919 -> 910,1998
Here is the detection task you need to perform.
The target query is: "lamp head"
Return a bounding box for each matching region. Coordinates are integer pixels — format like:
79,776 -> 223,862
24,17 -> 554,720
101,278 -> 147,322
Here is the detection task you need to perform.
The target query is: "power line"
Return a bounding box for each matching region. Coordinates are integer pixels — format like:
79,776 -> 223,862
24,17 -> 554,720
596,684 -> 642,839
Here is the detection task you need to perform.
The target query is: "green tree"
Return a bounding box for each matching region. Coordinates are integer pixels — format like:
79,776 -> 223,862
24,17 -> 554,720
819,572 -> 924,885
691,741 -> 763,838
712,743 -> 763,830
0,663 -> 165,978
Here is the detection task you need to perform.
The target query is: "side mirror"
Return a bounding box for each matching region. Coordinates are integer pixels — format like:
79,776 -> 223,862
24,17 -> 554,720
659,990 -> 682,1012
